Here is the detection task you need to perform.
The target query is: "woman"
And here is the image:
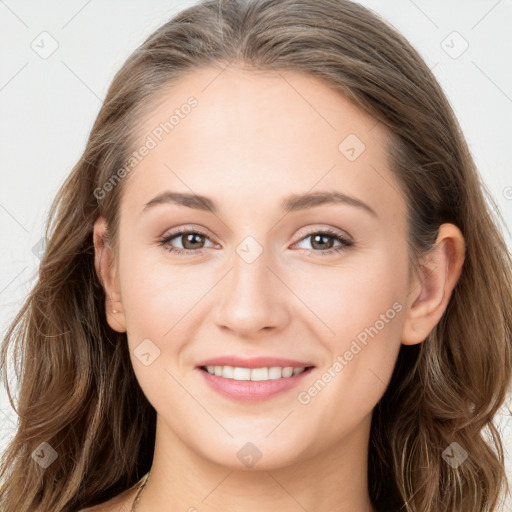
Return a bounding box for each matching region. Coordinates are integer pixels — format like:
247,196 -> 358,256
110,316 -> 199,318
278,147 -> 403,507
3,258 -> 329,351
1,0 -> 511,511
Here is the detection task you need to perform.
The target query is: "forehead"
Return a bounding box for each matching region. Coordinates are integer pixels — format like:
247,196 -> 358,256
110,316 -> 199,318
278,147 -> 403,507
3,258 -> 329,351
120,66 -> 405,222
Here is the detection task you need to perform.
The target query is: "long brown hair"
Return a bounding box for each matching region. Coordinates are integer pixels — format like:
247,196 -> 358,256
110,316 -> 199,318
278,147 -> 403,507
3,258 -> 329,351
1,0 -> 511,510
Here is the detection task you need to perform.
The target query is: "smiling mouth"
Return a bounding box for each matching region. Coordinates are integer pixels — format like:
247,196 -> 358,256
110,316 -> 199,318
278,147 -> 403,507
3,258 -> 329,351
199,365 -> 315,381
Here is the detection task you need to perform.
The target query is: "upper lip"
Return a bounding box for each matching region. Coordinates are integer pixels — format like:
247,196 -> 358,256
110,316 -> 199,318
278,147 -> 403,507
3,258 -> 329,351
195,356 -> 315,369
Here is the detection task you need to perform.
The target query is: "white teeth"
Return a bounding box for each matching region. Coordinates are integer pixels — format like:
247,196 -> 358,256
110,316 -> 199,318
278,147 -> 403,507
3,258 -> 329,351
222,365 -> 234,378
233,367 -> 251,380
282,367 -> 294,378
250,367 -> 269,381
203,365 -> 308,380
268,367 -> 283,379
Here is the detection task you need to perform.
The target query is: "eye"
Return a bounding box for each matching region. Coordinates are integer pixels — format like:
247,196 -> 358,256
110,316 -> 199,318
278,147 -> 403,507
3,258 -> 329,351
157,226 -> 353,257
157,228 -> 216,256
293,228 -> 353,256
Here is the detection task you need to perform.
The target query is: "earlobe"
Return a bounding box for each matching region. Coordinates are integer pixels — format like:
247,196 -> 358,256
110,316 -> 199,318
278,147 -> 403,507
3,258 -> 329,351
93,216 -> 127,333
401,223 -> 465,346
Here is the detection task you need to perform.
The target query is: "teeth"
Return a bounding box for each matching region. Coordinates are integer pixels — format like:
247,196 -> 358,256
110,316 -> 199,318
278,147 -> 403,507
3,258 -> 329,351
282,367 -> 294,378
204,365 -> 308,381
250,367 -> 269,381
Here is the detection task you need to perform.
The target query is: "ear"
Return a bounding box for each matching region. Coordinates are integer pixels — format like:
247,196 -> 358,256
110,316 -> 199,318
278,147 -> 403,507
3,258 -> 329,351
401,223 -> 465,345
93,216 -> 127,333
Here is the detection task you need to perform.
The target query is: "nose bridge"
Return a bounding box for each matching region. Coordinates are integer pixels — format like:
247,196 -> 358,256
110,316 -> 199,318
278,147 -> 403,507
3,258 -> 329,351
232,241 -> 272,295
214,238 -> 287,335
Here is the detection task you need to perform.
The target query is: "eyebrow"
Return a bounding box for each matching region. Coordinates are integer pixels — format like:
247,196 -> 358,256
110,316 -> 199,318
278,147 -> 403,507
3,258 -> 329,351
141,190 -> 377,217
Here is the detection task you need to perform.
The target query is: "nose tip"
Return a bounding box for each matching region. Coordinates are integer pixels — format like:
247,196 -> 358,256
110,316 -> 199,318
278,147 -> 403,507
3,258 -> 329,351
213,257 -> 289,337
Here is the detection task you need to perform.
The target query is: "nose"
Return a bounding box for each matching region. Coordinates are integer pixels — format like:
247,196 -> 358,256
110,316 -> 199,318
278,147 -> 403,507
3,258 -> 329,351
213,249 -> 291,338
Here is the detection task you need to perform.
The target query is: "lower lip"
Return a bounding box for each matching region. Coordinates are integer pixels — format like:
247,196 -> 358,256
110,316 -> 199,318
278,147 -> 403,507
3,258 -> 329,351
197,367 -> 314,403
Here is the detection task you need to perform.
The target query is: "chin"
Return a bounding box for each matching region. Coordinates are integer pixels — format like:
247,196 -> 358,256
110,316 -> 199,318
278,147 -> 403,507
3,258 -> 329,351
193,432 -> 312,471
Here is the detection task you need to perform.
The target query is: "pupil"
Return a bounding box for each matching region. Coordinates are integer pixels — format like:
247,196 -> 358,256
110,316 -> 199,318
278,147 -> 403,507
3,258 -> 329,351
183,233 -> 203,249
312,234 -> 332,250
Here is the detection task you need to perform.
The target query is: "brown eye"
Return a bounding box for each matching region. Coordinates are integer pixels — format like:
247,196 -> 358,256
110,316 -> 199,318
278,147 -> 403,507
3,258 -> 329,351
310,233 -> 336,250
158,228 -> 215,255
180,232 -> 206,250
294,229 -> 353,256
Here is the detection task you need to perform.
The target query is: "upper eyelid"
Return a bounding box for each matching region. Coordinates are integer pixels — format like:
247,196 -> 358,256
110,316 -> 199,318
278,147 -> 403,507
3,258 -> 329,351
163,226 -> 217,244
294,225 -> 351,241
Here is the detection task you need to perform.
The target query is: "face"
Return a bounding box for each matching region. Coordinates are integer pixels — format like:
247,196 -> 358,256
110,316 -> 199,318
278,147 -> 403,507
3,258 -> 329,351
100,67 -> 413,470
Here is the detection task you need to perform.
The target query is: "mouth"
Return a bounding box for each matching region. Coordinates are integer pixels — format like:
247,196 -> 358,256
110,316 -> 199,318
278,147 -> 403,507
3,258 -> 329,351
195,358 -> 316,403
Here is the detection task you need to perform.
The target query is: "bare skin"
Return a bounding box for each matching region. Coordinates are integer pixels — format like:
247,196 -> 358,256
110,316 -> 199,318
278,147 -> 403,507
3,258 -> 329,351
89,67 -> 465,512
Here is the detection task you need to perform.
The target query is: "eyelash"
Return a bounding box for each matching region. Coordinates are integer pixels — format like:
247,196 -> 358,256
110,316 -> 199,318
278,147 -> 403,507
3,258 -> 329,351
157,227 -> 354,257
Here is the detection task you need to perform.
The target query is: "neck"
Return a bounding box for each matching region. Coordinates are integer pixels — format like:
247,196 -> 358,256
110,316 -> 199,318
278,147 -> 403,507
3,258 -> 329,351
137,414 -> 376,512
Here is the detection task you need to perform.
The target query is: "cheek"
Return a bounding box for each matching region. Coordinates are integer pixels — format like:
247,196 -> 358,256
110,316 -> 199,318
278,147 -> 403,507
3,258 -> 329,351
294,247 -> 405,370
289,245 -> 407,347
294,249 -> 407,419
117,247 -> 199,410
118,244 -> 206,338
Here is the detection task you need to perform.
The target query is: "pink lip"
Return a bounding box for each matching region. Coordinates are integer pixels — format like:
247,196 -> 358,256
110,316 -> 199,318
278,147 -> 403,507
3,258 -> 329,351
195,355 -> 315,369
197,368 -> 314,403
195,356 -> 315,403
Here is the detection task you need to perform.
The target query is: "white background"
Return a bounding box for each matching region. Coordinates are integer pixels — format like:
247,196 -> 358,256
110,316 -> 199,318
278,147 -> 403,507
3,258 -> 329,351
1,0 -> 511,509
